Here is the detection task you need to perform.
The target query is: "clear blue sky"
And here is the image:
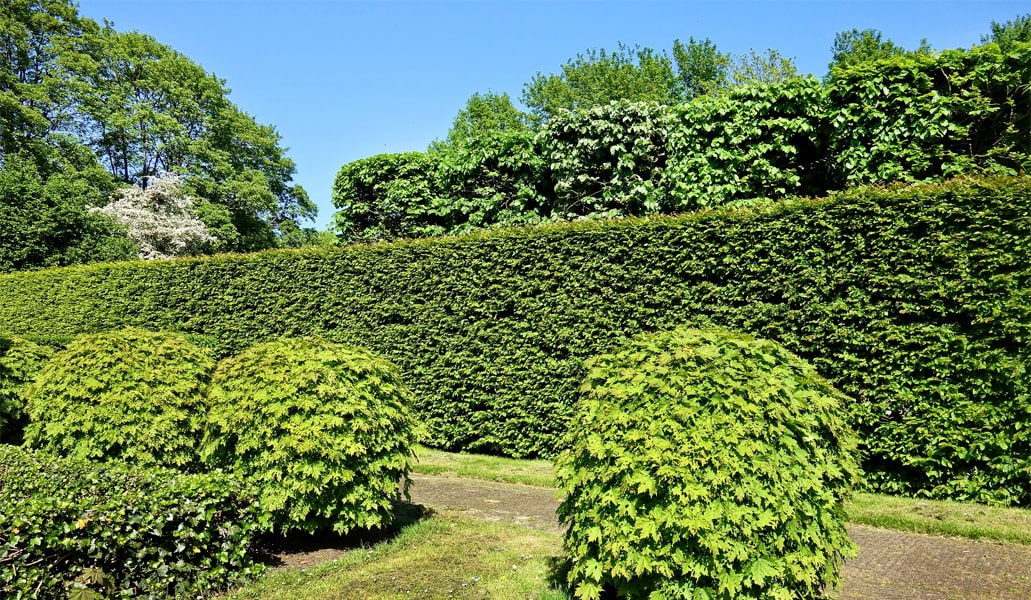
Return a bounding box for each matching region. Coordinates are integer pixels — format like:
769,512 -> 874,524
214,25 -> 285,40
75,0 -> 1027,231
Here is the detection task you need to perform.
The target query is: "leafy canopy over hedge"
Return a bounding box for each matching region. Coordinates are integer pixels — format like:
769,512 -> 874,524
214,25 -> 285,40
332,42 -> 1029,243
0,446 -> 263,599
201,336 -> 417,534
0,176 -> 1028,505
557,327 -> 859,600
23,327 -> 215,470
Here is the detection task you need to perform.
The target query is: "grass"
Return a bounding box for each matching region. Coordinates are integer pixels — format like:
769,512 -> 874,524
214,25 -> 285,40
226,512 -> 568,600
411,445 -> 1031,546
225,447 -> 1031,598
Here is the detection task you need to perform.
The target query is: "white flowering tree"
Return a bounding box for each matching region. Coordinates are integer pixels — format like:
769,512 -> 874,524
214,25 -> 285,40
91,173 -> 216,260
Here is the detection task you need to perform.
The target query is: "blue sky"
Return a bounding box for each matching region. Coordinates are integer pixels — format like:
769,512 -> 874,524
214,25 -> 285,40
75,0 -> 1028,231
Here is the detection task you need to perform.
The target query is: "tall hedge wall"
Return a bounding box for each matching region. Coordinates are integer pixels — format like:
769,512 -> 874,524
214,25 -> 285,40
1,176 -> 1028,504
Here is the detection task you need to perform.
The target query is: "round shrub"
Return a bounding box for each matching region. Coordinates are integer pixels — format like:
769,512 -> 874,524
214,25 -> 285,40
0,337 -> 55,445
200,336 -> 417,535
23,327 -> 215,469
556,327 -> 861,600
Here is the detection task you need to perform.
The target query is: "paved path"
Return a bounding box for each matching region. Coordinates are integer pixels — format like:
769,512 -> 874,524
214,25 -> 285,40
409,474 -> 1031,600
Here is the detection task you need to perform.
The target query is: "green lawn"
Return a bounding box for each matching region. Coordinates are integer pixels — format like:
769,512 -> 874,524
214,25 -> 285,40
224,446 -> 1031,598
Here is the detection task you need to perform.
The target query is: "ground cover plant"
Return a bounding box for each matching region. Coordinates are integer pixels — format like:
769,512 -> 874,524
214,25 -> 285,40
201,336 -> 418,535
22,327 -> 214,470
557,327 -> 860,599
0,445 -> 263,599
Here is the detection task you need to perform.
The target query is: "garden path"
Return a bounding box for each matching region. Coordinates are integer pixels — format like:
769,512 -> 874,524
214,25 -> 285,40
408,474 -> 1031,600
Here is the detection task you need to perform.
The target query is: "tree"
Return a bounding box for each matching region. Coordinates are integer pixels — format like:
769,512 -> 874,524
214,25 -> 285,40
983,14 -> 1031,52
0,0 -> 315,269
430,91 -> 529,152
671,37 -> 731,99
728,48 -> 799,87
521,43 -> 680,125
826,28 -> 933,79
90,172 -> 215,260
0,152 -> 134,272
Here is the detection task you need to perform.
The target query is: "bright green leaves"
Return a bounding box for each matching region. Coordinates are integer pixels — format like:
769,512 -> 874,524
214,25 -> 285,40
557,327 -> 860,599
22,327 -> 214,470
0,446 -> 263,598
0,337 -> 54,444
200,336 -> 417,535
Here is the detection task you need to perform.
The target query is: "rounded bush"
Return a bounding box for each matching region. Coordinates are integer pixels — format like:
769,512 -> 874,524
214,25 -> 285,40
0,337 -> 55,445
23,327 -> 214,469
556,327 -> 860,600
200,336 -> 417,535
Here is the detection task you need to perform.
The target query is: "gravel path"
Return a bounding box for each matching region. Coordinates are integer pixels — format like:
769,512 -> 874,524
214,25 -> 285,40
409,474 -> 1031,600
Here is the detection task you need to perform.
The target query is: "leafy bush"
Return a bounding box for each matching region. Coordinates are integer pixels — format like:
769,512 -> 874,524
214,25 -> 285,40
23,327 -> 215,470
0,336 -> 54,444
0,445 -> 263,599
827,43 -> 1030,185
556,327 -> 860,600
539,100 -> 672,219
0,176 -> 1028,504
664,77 -> 829,210
201,336 -> 417,534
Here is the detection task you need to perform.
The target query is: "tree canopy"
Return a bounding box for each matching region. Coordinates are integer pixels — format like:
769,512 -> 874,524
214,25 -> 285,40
0,0 -> 316,272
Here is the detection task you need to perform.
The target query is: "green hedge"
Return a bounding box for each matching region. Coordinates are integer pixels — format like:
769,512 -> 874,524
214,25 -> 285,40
1,176 -> 1029,504
0,446 -> 263,598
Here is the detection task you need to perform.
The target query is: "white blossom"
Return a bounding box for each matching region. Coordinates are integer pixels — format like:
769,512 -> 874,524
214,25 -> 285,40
91,173 -> 216,260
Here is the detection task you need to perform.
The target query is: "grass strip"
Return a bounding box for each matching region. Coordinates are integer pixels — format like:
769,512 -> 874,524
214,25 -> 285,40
225,513 -> 567,600
412,446 -> 1031,545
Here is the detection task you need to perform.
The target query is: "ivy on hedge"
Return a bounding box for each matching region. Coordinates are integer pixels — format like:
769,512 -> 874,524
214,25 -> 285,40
0,176 -> 1028,505
0,446 -> 263,598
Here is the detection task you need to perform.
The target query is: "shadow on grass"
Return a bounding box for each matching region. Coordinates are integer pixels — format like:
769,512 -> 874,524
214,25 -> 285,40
251,501 -> 433,568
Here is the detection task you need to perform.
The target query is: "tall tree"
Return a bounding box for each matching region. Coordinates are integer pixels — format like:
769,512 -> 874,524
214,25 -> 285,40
728,48 -> 799,87
983,14 -> 1031,51
430,91 -> 529,152
521,43 -> 680,125
826,28 -> 933,80
671,37 -> 731,99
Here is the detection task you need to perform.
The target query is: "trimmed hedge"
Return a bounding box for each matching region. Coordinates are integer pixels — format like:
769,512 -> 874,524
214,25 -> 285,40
23,327 -> 215,470
201,336 -> 417,535
0,446 -> 263,599
557,327 -> 859,599
0,336 -> 54,445
0,176 -> 1029,504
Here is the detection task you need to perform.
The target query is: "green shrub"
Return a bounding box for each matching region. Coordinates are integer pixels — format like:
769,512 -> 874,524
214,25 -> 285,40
23,327 -> 215,469
0,176 -> 1028,505
0,445 -> 263,599
201,336 -> 417,534
0,336 -> 54,444
556,327 -> 860,600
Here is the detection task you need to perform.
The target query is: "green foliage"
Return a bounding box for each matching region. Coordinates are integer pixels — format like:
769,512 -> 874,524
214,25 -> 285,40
1,176 -> 1029,505
826,28 -> 927,76
23,327 -> 215,469
200,336 -> 417,535
664,77 -> 829,210
0,445 -> 263,599
0,336 -> 54,444
983,13 -> 1031,52
827,43 -> 1031,185
331,152 -> 441,243
0,1 -> 314,264
557,327 -> 860,599
436,129 -> 551,230
521,43 -> 681,125
728,48 -> 800,87
430,91 -> 530,152
671,37 -> 731,99
540,100 -> 672,219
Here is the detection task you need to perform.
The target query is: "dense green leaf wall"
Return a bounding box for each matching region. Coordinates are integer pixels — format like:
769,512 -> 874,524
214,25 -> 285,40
1,176 -> 1028,504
